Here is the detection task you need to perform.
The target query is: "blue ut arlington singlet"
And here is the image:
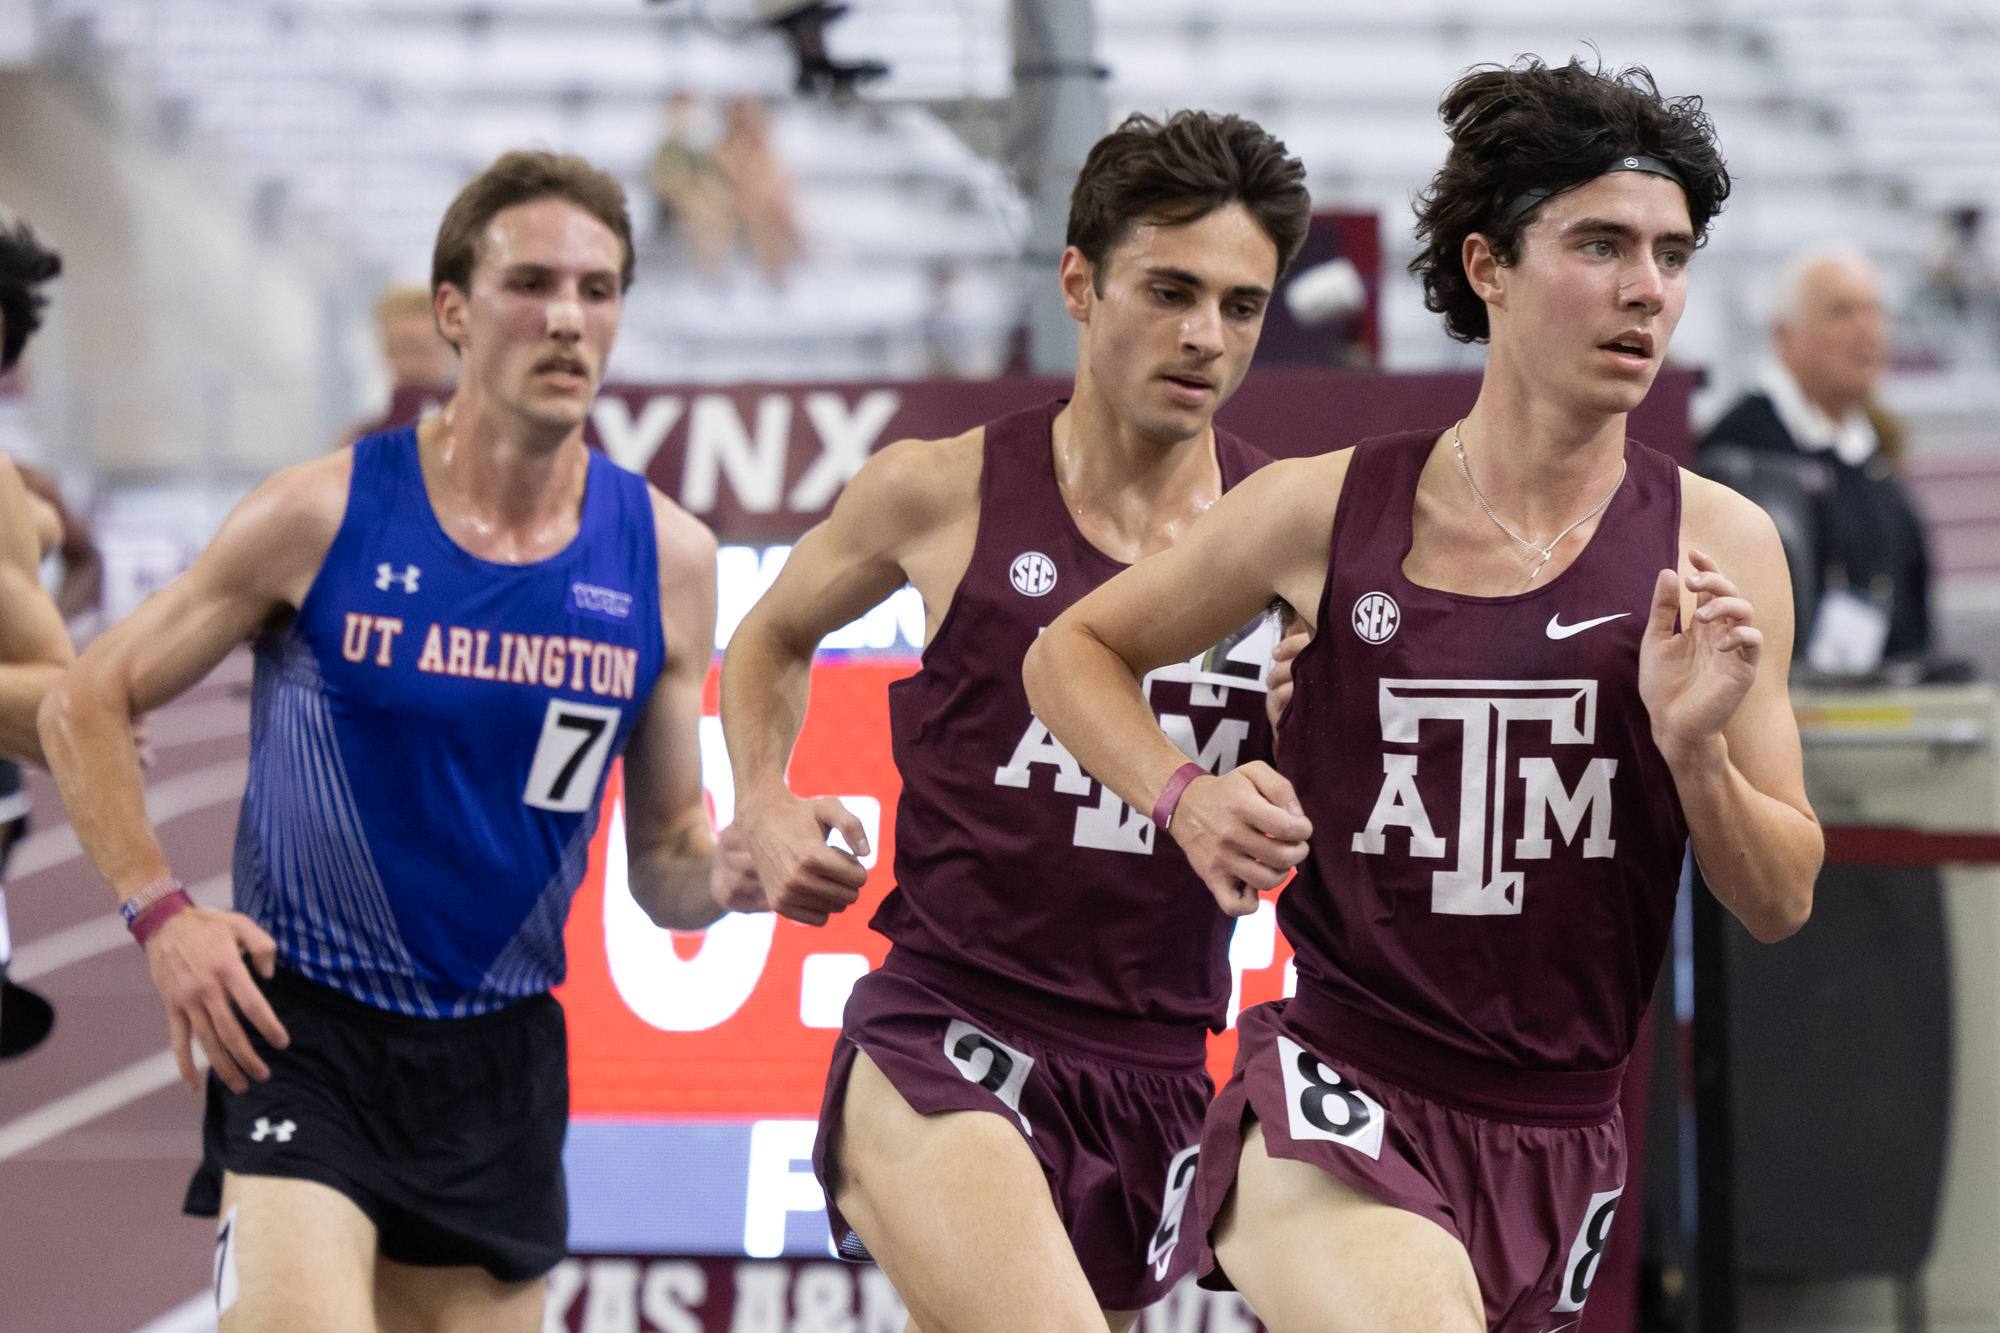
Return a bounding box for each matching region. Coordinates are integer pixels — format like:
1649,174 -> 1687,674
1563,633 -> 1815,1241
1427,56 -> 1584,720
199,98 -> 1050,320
232,428 -> 666,1017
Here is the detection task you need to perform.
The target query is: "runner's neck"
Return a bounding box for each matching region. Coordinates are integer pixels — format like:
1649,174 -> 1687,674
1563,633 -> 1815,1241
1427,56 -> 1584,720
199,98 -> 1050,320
1050,390 -> 1221,565
417,403 -> 591,562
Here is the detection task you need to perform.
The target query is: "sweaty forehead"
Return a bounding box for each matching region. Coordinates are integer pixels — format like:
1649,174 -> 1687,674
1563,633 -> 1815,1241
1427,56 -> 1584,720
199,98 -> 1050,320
1106,202 -> 1280,287
476,197 -> 623,278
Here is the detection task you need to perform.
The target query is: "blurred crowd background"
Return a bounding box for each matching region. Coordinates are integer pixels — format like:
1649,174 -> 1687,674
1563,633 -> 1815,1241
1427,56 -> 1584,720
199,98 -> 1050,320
0,0 -> 1998,662
6,6 -> 2000,1333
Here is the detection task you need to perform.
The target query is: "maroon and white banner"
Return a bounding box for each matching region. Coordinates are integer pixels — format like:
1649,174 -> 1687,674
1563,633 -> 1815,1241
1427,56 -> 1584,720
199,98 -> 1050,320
387,369 -> 1699,544
548,1256 -> 1267,1333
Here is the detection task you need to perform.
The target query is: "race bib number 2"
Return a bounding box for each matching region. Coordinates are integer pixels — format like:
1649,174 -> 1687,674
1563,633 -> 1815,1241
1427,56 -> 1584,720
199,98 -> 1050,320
524,699 -> 622,812
943,1019 -> 1034,1136
1145,1145 -> 1202,1281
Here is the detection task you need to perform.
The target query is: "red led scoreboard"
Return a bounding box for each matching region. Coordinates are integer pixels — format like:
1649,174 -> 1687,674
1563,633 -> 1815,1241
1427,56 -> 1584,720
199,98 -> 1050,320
555,648 -> 1299,1257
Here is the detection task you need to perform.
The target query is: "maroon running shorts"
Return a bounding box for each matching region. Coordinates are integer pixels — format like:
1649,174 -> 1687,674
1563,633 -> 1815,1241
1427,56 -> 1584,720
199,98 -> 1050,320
812,949 -> 1213,1311
1193,1001 -> 1625,1333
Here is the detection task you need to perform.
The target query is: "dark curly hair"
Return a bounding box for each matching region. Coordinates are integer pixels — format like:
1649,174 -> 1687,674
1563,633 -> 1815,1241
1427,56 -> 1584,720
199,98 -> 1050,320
0,215 -> 61,372
1410,57 -> 1730,343
1068,111 -> 1312,290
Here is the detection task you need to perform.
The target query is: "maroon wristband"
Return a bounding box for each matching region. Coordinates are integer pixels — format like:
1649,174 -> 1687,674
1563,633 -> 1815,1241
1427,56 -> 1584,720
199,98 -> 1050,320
1152,761 -> 1209,830
129,890 -> 194,946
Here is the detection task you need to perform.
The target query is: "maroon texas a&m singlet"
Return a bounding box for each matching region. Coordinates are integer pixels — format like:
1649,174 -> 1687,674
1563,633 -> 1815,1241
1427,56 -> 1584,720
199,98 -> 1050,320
1277,429 -> 1689,1117
873,400 -> 1274,1032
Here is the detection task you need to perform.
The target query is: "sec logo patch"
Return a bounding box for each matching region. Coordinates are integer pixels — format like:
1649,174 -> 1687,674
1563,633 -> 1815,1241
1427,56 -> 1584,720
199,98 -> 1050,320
1009,552 -> 1058,597
1352,592 -> 1400,644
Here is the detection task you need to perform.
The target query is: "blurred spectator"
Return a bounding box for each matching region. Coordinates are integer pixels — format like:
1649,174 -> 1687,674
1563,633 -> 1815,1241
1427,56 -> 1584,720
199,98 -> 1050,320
650,93 -> 802,282
1913,206 -> 2000,368
923,260 -> 980,377
340,284 -> 457,446
377,283 -> 458,391
719,98 -> 803,280
1924,207 -> 2000,324
650,92 -> 734,273
1699,246 -> 1935,676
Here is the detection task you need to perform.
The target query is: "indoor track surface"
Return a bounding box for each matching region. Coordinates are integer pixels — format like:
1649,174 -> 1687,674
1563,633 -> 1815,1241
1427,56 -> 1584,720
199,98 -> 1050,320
1,651 -> 252,1332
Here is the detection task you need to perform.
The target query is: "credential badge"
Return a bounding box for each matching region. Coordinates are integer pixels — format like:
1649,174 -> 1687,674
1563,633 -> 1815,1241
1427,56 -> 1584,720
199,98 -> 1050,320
570,581 -> 633,621
1352,591 -> 1400,644
1009,551 -> 1058,598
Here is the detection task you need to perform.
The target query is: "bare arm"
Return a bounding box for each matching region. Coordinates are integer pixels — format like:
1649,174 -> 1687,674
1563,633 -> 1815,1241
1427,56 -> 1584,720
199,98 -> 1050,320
1648,474 -> 1822,942
0,457 -> 73,764
621,492 -> 753,930
19,463 -> 103,619
1023,455 -> 1342,912
38,453 -> 349,1089
25,490 -> 59,559
719,431 -> 980,924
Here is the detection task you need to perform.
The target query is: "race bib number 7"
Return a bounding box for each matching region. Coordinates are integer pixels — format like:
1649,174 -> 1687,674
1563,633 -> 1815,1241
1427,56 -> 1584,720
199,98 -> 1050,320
524,699 -> 622,812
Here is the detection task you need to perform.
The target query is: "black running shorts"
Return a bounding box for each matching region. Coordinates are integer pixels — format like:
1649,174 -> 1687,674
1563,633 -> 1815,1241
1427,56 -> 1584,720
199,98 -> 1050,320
184,968 -> 569,1282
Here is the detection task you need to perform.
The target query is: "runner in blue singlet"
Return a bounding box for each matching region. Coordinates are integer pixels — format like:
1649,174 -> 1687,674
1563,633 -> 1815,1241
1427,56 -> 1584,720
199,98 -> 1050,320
40,151 -> 761,1332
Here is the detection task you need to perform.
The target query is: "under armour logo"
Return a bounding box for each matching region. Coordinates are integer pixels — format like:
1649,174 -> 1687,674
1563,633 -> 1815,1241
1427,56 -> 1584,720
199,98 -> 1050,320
250,1117 -> 296,1143
375,563 -> 420,593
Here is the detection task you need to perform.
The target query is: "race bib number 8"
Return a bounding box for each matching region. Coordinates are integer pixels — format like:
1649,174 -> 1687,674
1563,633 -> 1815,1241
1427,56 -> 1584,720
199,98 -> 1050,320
524,699 -> 622,812
1551,1188 -> 1623,1314
1277,1036 -> 1387,1160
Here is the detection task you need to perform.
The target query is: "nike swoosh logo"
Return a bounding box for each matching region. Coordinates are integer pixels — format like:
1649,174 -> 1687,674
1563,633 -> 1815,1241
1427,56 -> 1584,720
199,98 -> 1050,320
1546,612 -> 1630,640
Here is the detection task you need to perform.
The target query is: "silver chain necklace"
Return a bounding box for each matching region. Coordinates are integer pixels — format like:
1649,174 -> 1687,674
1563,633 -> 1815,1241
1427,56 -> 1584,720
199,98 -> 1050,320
1451,419 -> 1627,581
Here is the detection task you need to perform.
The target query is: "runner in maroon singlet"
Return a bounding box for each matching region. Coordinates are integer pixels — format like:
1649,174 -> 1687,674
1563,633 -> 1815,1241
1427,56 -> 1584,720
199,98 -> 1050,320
1026,61 -> 1824,1333
721,113 -> 1309,1332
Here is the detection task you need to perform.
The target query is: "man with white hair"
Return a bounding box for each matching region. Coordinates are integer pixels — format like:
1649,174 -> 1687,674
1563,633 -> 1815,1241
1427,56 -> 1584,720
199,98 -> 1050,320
1699,245 -> 1932,670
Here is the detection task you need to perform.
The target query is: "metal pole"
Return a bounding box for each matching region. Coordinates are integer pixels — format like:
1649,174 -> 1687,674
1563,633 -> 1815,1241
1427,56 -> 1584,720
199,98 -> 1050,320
1691,868 -> 1739,1333
1010,0 -> 1104,376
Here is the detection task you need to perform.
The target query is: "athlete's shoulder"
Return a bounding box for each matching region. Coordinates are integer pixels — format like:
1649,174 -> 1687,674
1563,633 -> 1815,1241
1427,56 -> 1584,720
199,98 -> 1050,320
227,449 -> 353,556
835,425 -> 983,534
1356,426 -> 1445,452
1229,446 -> 1354,520
643,480 -> 719,577
1677,465 -> 1784,561
644,481 -> 718,662
1208,450 -> 1352,626
179,448 -> 353,611
1216,428 -> 1276,477
0,454 -> 43,573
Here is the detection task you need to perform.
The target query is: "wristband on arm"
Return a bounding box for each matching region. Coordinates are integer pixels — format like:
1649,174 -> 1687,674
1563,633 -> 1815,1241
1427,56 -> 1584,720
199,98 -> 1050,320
1152,761 -> 1209,830
119,874 -> 190,945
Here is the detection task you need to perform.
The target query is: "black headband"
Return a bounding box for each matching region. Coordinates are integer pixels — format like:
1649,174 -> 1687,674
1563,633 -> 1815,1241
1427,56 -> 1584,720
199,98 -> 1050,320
1496,154 -> 1687,230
